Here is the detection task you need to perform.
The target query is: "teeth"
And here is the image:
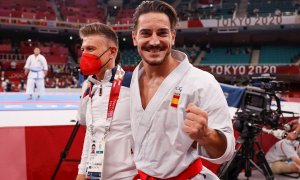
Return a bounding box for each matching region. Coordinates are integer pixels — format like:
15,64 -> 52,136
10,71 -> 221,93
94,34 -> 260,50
149,49 -> 159,53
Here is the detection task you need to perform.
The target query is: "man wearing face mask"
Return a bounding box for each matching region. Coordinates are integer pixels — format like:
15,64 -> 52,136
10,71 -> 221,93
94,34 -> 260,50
76,23 -> 136,180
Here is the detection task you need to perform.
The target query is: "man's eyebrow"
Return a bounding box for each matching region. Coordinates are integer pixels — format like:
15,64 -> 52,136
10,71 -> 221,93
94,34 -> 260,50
139,28 -> 169,33
81,45 -> 95,49
139,29 -> 151,33
157,28 -> 169,31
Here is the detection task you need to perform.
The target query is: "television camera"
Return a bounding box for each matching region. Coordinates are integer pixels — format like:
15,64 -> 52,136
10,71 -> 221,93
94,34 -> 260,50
233,75 -> 287,138
218,75 -> 288,180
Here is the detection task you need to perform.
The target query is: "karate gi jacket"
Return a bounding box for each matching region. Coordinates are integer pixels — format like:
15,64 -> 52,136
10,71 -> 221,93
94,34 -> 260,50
24,54 -> 48,79
130,50 -> 235,179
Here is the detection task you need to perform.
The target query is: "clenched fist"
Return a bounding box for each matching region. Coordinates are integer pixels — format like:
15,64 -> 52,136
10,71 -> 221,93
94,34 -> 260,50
182,103 -> 213,144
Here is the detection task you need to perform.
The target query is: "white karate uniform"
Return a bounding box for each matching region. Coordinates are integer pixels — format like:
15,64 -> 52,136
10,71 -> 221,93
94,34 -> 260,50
266,139 -> 300,164
24,54 -> 48,95
130,50 -> 235,179
77,68 -> 136,179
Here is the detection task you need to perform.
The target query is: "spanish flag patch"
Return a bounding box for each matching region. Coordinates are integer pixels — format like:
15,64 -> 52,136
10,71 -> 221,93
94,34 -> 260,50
171,95 -> 180,107
171,87 -> 182,108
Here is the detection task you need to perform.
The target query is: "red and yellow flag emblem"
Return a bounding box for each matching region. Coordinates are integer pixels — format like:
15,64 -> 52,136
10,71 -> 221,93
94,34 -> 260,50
171,94 -> 180,107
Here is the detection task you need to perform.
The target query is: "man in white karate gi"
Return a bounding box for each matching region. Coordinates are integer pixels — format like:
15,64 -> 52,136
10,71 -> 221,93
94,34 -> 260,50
130,1 -> 235,179
24,47 -> 48,100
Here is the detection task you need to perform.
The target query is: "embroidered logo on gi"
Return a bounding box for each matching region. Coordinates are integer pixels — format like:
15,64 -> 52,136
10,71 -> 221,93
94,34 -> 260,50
171,86 -> 182,108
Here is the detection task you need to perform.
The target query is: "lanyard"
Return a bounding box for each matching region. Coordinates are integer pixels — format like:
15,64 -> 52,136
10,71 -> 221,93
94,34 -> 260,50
104,65 -> 125,138
89,65 -> 125,139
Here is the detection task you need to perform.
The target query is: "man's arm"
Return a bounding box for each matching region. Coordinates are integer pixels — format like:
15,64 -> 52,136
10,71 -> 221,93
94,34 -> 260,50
291,156 -> 300,166
287,119 -> 300,140
43,70 -> 48,77
24,69 -> 29,76
42,56 -> 48,77
24,56 -> 31,76
76,174 -> 85,180
183,103 -> 227,158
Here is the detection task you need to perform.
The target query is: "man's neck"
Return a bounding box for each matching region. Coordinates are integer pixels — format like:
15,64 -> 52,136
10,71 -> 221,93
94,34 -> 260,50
142,57 -> 179,80
95,67 -> 113,81
96,70 -> 106,81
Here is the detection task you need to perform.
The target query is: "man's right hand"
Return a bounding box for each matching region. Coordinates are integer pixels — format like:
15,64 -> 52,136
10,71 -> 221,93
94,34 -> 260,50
24,69 -> 29,76
76,174 -> 85,180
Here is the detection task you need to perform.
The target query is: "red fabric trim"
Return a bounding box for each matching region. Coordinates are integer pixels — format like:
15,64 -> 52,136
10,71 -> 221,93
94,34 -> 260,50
133,158 -> 203,180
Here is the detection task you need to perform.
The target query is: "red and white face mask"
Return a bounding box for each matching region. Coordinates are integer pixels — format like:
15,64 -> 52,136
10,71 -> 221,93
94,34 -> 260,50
80,47 -> 111,75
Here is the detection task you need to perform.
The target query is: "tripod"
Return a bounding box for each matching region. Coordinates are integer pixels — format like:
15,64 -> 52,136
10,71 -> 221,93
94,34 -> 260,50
218,124 -> 274,180
51,121 -> 81,180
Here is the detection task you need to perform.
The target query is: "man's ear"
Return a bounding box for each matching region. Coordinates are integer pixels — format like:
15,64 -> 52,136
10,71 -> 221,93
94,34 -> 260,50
132,31 -> 137,46
110,47 -> 117,55
171,30 -> 176,46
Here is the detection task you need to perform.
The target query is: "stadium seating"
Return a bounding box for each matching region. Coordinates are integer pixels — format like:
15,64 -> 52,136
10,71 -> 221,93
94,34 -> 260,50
259,45 -> 300,64
174,45 -> 201,63
190,0 -> 237,20
248,0 -> 295,17
0,43 -> 12,54
115,9 -> 135,24
0,0 -> 56,20
120,49 -> 140,66
200,46 -> 251,65
58,0 -> 105,23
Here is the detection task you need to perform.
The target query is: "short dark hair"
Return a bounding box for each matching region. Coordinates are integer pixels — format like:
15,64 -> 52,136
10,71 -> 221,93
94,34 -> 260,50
79,22 -> 119,48
133,0 -> 178,31
79,23 -> 120,64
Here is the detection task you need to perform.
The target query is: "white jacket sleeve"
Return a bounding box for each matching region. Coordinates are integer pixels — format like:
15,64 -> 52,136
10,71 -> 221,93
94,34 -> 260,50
77,79 -> 91,174
198,105 -> 235,164
198,78 -> 235,164
24,55 -> 31,69
78,128 -> 89,175
77,80 -> 89,125
41,55 -> 48,70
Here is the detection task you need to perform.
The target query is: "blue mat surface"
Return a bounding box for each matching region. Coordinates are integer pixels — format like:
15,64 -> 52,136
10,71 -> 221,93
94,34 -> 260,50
0,92 -> 80,111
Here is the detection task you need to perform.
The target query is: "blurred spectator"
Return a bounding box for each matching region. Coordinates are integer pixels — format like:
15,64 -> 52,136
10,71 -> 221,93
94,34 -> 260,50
244,47 -> 250,54
266,139 -> 300,175
275,9 -> 281,16
78,73 -> 85,87
226,48 -> 233,55
4,79 -> 12,92
253,8 -> 259,16
236,47 -> 241,55
71,76 -> 78,88
55,77 -> 60,88
10,60 -> 17,70
1,71 -> 5,80
205,43 -> 211,53
18,79 -> 26,91
1,78 -> 6,89
45,77 -> 55,88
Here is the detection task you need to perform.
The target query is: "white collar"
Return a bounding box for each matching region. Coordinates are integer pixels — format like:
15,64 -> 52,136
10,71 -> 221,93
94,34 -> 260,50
88,68 -> 112,85
137,49 -> 190,76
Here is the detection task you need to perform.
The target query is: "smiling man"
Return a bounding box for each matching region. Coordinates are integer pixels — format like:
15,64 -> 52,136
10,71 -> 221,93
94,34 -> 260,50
130,1 -> 235,179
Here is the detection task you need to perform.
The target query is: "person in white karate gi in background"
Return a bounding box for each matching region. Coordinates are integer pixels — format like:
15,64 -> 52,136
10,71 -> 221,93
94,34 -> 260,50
76,23 -> 136,180
24,47 -> 48,100
130,1 -> 235,179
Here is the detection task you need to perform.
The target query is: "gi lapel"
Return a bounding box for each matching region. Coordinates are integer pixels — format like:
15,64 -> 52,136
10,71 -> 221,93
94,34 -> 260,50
134,59 -> 192,146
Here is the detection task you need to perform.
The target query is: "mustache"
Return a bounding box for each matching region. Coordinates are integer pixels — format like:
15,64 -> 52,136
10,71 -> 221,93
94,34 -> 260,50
141,45 -> 167,51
